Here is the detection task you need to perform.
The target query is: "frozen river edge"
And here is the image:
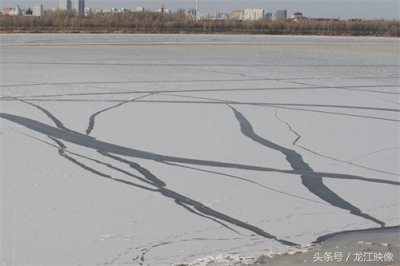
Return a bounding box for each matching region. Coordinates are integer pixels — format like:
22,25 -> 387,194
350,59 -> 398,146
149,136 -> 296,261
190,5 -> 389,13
244,226 -> 400,266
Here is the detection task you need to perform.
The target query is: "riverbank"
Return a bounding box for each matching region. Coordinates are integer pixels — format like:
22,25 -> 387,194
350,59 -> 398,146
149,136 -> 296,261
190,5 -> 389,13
1,29 -> 398,36
248,226 -> 400,266
1,12 -> 399,36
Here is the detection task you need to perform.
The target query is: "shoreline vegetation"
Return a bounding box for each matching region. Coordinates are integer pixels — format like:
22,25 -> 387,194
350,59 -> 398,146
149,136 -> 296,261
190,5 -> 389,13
1,10 -> 399,36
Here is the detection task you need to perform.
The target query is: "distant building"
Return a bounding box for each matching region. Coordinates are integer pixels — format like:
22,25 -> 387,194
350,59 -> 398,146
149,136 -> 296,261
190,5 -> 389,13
133,7 -> 145,12
2,7 -> 15,15
265,12 -> 273,20
229,10 -> 244,20
154,8 -> 171,14
1,7 -> 14,15
59,0 -> 71,10
205,11 -> 228,20
243,9 -> 264,21
290,12 -> 307,22
9,6 -> 23,16
33,3 -> 43,16
74,0 -> 85,16
274,9 -> 287,20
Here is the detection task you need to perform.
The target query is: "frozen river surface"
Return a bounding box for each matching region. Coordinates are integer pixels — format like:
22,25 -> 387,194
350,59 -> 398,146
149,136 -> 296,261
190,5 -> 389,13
1,34 -> 399,265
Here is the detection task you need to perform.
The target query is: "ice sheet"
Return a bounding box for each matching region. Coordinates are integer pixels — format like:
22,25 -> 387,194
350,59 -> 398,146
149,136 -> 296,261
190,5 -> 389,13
1,34 -> 399,265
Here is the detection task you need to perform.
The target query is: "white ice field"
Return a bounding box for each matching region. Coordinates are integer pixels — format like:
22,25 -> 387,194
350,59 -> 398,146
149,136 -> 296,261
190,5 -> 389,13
1,34 -> 399,265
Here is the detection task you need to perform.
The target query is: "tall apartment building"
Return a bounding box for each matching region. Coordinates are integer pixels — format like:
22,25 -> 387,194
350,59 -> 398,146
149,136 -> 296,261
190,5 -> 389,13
59,0 -> 71,10
74,0 -> 85,16
243,9 -> 265,21
229,10 -> 244,20
274,9 -> 287,20
33,3 -> 43,16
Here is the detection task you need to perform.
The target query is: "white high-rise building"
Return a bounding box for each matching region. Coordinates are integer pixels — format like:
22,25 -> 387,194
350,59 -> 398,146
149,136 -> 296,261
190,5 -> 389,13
243,9 -> 265,21
74,0 -> 85,16
33,3 -> 43,16
59,0 -> 71,10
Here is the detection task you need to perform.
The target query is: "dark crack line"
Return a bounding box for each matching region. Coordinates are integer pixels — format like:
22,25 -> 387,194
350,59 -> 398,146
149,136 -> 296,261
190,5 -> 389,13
11,97 -> 400,113
16,130 -> 156,185
0,77 -> 272,88
63,150 -> 159,191
174,200 -> 244,236
15,98 -> 82,135
1,84 -> 398,100
274,108 -> 301,146
2,113 -> 398,187
284,80 -> 400,96
100,152 -> 166,187
16,130 -> 159,192
161,93 -> 399,122
99,151 -> 299,246
86,93 -> 156,135
156,92 -> 400,122
176,64 -> 266,80
134,100 -> 400,113
230,106 -> 386,227
73,154 -> 157,188
10,97 -> 399,122
174,187 -> 299,246
16,98 -> 97,139
50,137 -> 112,178
15,99 -> 117,179
162,161 -> 328,206
9,97 -> 398,122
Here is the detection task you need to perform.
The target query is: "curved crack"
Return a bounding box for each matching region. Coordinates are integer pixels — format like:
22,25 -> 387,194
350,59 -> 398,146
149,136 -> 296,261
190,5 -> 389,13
162,161 -> 328,206
86,93 -> 156,135
100,151 -> 297,246
229,106 -> 386,227
273,109 -> 301,146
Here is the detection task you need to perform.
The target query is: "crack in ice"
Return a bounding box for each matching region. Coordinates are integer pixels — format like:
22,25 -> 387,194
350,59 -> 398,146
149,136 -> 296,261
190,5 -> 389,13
230,106 -> 386,227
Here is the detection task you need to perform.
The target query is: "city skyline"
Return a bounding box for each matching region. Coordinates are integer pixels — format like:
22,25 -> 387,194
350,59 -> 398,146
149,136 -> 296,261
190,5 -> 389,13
1,0 -> 399,19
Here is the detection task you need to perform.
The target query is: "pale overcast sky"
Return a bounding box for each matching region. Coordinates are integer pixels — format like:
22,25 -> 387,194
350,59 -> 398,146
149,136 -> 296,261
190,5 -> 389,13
1,0 -> 399,19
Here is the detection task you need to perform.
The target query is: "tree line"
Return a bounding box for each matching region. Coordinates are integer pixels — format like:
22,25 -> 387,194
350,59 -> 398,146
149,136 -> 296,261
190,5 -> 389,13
0,10 -> 399,36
